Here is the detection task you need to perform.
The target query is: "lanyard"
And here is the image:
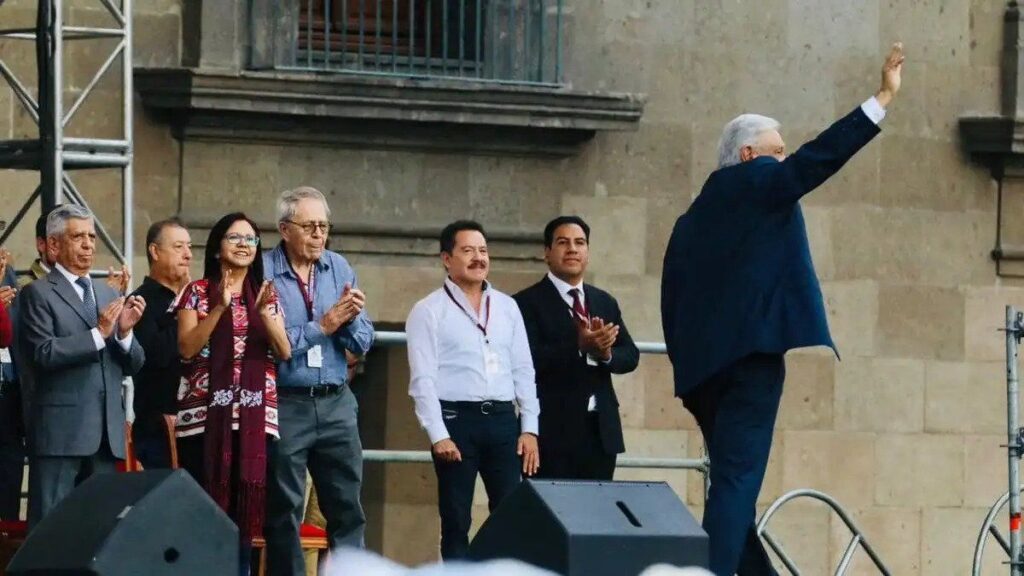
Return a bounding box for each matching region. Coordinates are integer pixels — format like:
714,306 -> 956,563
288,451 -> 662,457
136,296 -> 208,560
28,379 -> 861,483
288,260 -> 316,321
443,284 -> 490,339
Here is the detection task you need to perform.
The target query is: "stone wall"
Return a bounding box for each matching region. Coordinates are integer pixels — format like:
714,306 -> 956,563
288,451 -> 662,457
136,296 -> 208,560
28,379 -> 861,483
0,0 -> 1018,573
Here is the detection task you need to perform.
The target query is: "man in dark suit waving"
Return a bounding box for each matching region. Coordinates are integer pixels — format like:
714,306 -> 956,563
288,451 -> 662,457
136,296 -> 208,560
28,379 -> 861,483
660,44 -> 905,575
515,216 -> 639,480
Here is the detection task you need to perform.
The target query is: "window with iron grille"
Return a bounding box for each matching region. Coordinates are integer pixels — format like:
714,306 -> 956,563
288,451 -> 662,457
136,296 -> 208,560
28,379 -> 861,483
289,0 -> 563,85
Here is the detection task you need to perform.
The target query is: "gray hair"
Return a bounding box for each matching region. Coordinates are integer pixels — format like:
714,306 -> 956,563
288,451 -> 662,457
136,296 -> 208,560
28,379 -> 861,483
276,186 -> 332,223
45,204 -> 94,238
716,113 -> 781,169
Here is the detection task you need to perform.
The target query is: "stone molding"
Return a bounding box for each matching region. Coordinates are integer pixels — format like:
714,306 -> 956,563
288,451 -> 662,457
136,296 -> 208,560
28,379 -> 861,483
135,67 -> 646,157
960,2 -> 1024,274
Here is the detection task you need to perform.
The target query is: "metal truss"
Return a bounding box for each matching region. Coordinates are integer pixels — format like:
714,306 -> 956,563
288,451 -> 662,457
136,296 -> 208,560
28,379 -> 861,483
0,0 -> 133,276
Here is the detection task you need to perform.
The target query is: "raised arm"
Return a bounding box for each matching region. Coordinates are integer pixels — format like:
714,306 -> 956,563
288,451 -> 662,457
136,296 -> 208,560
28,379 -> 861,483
766,42 -> 904,206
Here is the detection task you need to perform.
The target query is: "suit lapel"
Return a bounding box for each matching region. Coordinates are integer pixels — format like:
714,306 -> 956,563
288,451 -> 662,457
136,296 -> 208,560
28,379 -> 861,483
582,284 -> 602,320
540,276 -> 577,330
47,270 -> 95,327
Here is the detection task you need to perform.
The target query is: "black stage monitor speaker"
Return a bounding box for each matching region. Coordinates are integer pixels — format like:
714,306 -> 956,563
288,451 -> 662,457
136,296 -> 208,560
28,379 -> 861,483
468,479 -> 708,576
8,469 -> 239,576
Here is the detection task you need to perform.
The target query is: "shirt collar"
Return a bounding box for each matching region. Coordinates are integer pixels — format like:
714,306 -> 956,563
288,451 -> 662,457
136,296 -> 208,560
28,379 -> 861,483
141,275 -> 176,297
546,271 -> 583,299
444,276 -> 489,302
54,262 -> 85,285
273,242 -> 329,278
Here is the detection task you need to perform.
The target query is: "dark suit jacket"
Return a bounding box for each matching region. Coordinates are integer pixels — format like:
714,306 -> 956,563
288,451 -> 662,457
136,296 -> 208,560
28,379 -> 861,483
661,105 -> 881,397
18,270 -> 145,458
514,276 -> 639,455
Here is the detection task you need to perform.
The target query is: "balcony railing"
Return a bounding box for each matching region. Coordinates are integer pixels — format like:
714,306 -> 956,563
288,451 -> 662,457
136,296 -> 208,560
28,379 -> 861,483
282,0 -> 565,86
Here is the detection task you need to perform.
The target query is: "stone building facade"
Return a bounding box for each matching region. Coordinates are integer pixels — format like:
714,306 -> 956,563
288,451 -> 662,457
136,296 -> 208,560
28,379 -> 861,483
0,0 -> 1018,573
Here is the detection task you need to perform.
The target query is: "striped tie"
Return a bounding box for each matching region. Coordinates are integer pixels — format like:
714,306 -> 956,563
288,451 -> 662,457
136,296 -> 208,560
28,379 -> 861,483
568,288 -> 589,327
75,276 -> 98,326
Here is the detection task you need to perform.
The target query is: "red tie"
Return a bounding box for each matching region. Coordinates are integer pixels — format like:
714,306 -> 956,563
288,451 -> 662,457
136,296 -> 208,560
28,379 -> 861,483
569,288 -> 589,327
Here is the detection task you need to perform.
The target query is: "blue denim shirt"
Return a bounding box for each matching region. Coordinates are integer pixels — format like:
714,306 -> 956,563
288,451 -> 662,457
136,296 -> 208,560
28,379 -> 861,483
264,244 -> 375,388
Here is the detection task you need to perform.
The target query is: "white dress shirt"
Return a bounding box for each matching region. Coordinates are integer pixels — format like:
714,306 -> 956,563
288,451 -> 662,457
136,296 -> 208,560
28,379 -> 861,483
407,277 -> 540,444
54,263 -> 133,352
860,96 -> 886,125
546,272 -> 602,410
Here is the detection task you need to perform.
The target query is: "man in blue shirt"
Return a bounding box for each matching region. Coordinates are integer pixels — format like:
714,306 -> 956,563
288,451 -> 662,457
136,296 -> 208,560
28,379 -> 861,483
263,186 -> 375,576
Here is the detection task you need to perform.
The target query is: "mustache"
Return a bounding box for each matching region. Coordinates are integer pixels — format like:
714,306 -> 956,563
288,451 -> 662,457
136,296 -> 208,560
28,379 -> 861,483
469,261 -> 487,269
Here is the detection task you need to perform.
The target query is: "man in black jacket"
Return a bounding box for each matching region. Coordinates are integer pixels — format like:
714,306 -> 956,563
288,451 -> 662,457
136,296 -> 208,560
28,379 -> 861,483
514,216 -> 639,480
129,218 -> 192,469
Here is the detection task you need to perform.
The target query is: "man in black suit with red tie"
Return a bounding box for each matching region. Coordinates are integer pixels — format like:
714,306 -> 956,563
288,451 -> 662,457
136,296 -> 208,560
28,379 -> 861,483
514,216 -> 639,480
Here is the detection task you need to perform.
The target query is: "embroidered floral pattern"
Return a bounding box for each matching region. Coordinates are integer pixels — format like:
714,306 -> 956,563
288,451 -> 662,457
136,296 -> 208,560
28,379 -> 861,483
211,389 -> 234,407
239,389 -> 263,408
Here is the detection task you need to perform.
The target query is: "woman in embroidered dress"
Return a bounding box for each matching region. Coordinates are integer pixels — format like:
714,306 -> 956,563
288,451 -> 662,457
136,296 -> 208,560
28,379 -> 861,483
176,212 -> 291,575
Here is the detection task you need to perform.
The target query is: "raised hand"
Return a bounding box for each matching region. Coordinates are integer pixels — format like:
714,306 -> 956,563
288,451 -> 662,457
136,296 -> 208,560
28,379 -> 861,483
217,269 -> 233,310
876,42 -> 905,107
319,282 -> 365,335
98,297 -> 126,339
576,316 -> 619,360
106,265 -> 130,295
0,286 -> 14,308
0,249 -> 10,281
256,281 -> 278,319
117,295 -> 146,337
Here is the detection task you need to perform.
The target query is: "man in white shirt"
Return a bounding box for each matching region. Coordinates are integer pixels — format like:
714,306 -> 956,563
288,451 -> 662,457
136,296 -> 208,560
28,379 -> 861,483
406,220 -> 540,560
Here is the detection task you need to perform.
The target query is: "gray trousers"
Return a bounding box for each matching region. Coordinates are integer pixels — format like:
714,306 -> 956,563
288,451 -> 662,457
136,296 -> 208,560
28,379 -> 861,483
27,442 -> 118,529
264,386 -> 365,576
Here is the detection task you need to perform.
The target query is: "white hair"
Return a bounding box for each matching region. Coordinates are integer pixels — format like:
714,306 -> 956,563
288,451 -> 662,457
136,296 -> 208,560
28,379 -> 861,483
716,113 -> 781,169
276,186 -> 331,223
45,204 -> 93,238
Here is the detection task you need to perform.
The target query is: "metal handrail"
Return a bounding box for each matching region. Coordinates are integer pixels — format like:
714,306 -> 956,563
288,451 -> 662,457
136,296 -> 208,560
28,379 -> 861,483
756,489 -> 891,576
369,330 -> 706,477
974,488 -> 1024,575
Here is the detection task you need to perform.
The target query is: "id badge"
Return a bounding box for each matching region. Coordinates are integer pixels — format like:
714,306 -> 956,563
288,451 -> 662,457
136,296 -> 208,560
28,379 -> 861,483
307,345 -> 324,368
485,348 -> 501,376
0,349 -> 10,364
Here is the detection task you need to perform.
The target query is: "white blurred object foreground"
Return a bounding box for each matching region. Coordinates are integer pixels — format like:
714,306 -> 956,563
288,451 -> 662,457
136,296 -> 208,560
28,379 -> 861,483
321,548 -> 713,576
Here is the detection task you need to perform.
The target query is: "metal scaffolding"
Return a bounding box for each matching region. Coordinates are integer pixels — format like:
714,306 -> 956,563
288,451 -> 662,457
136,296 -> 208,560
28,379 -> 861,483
0,0 -> 133,276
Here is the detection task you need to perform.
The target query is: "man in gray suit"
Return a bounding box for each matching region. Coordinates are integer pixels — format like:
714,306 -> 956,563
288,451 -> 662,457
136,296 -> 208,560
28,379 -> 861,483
18,204 -> 146,527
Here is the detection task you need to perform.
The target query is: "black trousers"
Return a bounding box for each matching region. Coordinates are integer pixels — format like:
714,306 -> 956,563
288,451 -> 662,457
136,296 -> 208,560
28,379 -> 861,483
177,433 -> 262,576
683,353 -> 784,576
536,413 -> 616,480
0,380 -> 25,519
432,401 -> 521,560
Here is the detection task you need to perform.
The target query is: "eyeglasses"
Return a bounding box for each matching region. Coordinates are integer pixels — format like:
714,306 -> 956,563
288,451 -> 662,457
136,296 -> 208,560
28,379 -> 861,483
285,220 -> 331,235
224,234 -> 260,247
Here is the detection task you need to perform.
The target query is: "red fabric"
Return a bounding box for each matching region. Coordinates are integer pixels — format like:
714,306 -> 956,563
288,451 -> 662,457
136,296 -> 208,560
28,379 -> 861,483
568,288 -> 589,326
299,523 -> 327,538
0,520 -> 27,537
203,277 -> 269,542
0,302 -> 11,348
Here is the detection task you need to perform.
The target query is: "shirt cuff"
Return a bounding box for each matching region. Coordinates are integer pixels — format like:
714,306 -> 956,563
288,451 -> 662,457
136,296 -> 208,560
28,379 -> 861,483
426,422 -> 451,445
860,96 -> 886,125
520,414 -> 539,437
115,330 -> 133,352
91,328 -> 106,351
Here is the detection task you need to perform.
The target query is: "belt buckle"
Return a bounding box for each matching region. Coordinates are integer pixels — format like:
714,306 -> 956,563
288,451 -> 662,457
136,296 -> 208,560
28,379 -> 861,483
480,401 -> 493,415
